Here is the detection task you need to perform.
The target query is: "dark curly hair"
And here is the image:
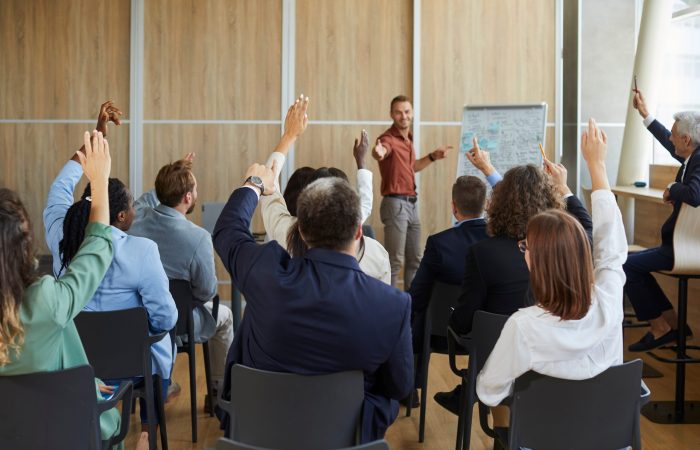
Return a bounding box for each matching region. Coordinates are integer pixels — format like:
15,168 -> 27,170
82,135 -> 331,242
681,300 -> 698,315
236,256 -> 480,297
283,167 -> 315,217
486,165 -> 564,239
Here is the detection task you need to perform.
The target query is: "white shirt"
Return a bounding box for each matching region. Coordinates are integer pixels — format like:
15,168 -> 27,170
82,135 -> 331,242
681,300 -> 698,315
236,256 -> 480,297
476,190 -> 628,406
261,152 -> 391,284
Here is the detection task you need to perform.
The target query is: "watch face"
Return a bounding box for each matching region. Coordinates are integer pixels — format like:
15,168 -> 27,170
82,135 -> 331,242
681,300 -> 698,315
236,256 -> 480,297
250,176 -> 263,184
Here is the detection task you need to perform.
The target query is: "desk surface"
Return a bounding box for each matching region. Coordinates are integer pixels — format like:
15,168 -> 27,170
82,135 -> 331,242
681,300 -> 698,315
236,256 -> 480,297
612,185 -> 665,204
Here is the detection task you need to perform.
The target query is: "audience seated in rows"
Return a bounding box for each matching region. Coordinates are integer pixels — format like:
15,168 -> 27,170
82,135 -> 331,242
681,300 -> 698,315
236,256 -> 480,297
260,96 -> 391,283
213,104 -> 413,441
42,102 -> 177,439
0,132 -> 128,449
128,153 -> 234,398
477,119 -> 628,436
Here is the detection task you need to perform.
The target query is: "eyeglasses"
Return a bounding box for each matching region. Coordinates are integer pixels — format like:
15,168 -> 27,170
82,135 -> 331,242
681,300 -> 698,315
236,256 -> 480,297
517,239 -> 529,253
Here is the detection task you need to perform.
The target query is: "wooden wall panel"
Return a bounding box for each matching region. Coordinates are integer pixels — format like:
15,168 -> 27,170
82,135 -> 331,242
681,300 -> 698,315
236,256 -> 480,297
294,124 -> 390,242
634,200 -> 672,248
0,0 -> 130,118
144,0 -> 282,120
421,0 -> 556,122
295,0 -> 412,120
0,124 -> 130,254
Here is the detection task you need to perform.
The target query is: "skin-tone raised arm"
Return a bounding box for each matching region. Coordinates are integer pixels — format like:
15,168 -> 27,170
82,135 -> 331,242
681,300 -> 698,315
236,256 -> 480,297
414,145 -> 452,172
353,129 -> 369,170
273,94 -> 310,159
72,101 -> 123,163
581,118 -> 610,192
466,136 -> 495,176
632,88 -> 649,119
76,131 -> 111,225
543,159 -> 573,197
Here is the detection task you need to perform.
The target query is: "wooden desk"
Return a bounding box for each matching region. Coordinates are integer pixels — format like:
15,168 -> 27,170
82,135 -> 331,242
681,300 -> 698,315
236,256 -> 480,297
612,185 -> 671,248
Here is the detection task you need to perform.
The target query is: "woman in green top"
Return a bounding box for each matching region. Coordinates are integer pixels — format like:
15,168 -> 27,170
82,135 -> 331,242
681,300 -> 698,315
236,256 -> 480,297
0,131 -> 127,448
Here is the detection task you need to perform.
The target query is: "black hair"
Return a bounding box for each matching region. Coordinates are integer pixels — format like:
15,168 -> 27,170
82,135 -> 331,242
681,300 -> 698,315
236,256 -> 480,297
283,167 -> 315,217
58,178 -> 130,272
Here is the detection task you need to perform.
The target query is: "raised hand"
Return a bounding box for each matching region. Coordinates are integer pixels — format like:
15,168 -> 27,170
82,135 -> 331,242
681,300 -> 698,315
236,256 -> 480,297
372,139 -> 387,161
632,88 -> 649,119
543,159 -> 572,196
353,129 -> 369,169
283,94 -> 310,139
96,100 -> 123,137
244,161 -> 276,196
581,118 -> 610,191
465,136 -> 495,176
182,152 -> 195,163
77,130 -> 111,225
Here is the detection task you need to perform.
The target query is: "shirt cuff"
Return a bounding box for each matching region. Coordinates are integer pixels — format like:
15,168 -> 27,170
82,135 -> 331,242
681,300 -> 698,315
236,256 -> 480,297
265,152 -> 287,192
240,185 -> 261,199
643,115 -> 655,128
667,182 -> 676,190
486,171 -> 503,187
562,193 -> 574,199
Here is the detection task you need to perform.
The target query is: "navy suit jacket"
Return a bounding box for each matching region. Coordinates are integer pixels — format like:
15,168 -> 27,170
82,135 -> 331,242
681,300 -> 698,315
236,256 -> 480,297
213,188 -> 414,442
409,218 -> 488,316
450,195 -> 592,335
647,120 -> 700,251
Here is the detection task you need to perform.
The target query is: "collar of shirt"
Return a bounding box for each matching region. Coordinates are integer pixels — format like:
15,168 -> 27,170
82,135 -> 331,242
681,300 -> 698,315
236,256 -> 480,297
454,217 -> 484,227
388,124 -> 413,142
154,203 -> 187,220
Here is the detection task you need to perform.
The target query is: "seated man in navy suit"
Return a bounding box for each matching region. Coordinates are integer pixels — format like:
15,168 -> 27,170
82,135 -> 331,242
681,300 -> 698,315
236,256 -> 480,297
213,161 -> 413,442
407,176 -> 488,405
626,89 -> 700,351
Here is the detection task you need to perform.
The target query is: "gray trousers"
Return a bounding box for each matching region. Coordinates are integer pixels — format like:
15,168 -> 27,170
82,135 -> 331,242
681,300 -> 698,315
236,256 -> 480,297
380,196 -> 423,290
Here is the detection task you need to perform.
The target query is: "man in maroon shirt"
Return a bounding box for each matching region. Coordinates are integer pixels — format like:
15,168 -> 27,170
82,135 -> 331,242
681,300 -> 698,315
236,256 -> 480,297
373,95 -> 451,289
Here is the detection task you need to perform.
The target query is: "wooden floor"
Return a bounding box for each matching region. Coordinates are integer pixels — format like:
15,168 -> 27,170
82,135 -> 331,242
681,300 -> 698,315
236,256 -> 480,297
123,275 -> 700,450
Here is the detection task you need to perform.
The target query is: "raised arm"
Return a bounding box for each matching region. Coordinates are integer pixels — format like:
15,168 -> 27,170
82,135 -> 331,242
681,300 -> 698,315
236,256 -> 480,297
466,136 -> 502,186
543,159 -> 593,244
354,129 -> 373,223
43,161 -> 83,266
414,145 -> 452,172
633,88 -> 679,160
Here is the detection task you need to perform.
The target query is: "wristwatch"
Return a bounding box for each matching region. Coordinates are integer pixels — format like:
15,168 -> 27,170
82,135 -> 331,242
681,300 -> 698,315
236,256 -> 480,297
244,176 -> 265,195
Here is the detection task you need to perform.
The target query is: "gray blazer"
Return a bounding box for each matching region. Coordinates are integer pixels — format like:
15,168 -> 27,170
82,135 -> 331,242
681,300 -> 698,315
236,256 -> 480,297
129,190 -> 217,341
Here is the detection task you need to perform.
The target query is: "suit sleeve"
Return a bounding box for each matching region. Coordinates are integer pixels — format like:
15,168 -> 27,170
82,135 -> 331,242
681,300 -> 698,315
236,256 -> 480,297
374,297 -> 414,400
669,159 -> 700,207
408,236 -> 439,317
138,241 -> 179,332
648,120 -> 684,164
213,188 -> 291,294
565,195 -> 593,246
450,246 -> 487,335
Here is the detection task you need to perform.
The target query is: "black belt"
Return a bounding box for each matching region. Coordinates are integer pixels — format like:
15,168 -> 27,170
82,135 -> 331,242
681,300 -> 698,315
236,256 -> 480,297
385,194 -> 417,203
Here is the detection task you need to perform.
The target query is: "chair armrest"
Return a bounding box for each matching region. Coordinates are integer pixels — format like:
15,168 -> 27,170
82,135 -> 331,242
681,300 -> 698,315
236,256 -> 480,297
97,380 -> 134,448
447,326 -> 471,377
147,330 -> 169,345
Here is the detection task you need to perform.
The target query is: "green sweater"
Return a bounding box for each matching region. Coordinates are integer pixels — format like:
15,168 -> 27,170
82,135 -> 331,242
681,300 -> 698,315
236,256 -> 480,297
0,223 -> 121,447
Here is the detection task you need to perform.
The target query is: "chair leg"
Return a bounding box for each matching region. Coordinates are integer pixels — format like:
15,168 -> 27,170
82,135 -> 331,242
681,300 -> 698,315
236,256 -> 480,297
455,378 -> 468,450
419,351 -> 431,443
202,342 -> 215,417
155,376 -> 169,450
144,376 -> 157,450
188,347 -> 198,443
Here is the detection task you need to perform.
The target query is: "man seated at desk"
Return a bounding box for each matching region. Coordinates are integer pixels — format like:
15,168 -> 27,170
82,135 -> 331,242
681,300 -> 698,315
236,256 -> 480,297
625,89 -> 700,351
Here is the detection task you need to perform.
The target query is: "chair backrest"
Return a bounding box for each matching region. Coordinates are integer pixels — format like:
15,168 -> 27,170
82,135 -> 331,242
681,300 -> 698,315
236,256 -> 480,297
74,307 -> 151,379
427,282 -> 462,339
0,365 -> 101,450
508,359 -> 643,450
671,203 -> 700,274
229,364 -> 364,450
169,279 -> 196,337
472,310 -> 510,373
216,437 -> 390,450
202,202 -> 226,234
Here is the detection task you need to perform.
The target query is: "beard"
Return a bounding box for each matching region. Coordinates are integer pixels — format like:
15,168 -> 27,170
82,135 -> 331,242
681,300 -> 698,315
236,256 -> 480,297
186,200 -> 196,215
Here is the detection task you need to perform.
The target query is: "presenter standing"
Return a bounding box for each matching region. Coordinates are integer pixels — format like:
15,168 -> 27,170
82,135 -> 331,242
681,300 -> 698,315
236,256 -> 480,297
373,95 -> 451,289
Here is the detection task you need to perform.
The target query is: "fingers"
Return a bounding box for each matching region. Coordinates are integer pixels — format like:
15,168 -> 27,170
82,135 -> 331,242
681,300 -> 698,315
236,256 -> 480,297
354,138 -> 359,148
361,129 -> 368,145
269,158 -> 278,174
472,136 -> 480,150
601,129 -> 608,144
581,131 -> 587,151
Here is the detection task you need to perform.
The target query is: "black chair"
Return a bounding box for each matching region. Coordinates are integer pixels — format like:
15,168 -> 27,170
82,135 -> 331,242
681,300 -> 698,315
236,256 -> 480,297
447,311 -> 509,450
219,364 -> 364,450
407,281 -> 462,443
215,437 -> 390,450
75,307 -> 169,450
0,364 -> 132,450
505,359 -> 644,450
168,279 -> 218,443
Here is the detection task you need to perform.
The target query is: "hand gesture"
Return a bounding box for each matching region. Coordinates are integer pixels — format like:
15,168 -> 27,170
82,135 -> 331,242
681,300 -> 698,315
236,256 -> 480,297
353,129 -> 369,169
244,161 -> 277,196
543,159 -> 572,196
77,130 -> 111,185
372,139 -> 387,161
182,152 -> 195,163
283,94 -> 310,139
96,100 -> 123,137
581,118 -> 607,165
632,88 -> 649,118
465,136 -> 495,176
431,145 -> 452,161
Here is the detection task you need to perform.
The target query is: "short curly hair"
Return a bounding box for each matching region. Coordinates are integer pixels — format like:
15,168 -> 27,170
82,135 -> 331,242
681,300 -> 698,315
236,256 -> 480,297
486,165 -> 564,239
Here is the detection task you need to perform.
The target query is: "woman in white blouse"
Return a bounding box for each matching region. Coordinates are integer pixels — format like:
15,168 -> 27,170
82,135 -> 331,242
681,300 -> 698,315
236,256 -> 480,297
260,95 -> 391,284
476,118 -> 628,412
